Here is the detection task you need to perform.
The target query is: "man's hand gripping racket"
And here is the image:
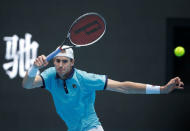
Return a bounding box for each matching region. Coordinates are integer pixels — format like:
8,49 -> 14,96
46,12 -> 106,62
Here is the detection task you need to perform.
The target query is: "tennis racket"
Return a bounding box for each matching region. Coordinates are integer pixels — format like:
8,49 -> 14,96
46,12 -> 106,61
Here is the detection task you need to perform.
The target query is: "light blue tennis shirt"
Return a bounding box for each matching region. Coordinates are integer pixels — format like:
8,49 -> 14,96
40,67 -> 107,131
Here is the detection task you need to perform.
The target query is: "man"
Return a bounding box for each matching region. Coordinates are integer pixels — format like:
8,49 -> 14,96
22,46 -> 184,131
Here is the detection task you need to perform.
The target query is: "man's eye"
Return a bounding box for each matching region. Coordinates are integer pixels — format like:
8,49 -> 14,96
56,59 -> 60,63
62,60 -> 68,63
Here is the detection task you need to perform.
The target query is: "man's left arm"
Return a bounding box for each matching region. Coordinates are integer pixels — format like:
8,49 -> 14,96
106,77 -> 184,94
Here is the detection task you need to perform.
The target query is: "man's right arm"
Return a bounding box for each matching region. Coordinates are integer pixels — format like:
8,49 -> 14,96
22,55 -> 48,89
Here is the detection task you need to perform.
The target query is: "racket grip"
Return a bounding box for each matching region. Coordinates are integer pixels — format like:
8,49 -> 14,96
46,48 -> 62,62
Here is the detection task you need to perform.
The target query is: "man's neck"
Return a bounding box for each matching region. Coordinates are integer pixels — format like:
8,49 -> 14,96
57,67 -> 74,80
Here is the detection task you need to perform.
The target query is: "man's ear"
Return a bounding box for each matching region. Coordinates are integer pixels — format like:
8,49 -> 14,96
71,59 -> 74,66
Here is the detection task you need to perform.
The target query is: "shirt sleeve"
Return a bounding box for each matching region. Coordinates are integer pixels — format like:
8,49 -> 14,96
40,67 -> 55,91
81,71 -> 108,91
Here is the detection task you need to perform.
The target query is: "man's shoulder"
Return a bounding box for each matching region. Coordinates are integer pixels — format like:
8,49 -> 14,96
74,68 -> 100,80
45,67 -> 56,71
75,68 -> 86,74
74,68 -> 90,77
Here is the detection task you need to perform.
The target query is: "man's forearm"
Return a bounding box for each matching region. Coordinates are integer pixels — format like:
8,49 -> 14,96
120,81 -> 165,94
119,81 -> 146,94
107,80 -> 165,94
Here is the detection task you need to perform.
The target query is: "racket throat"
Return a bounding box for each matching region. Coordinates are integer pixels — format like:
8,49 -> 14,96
60,37 -> 72,50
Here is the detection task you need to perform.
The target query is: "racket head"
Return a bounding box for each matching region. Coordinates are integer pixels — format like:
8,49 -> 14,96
68,12 -> 106,46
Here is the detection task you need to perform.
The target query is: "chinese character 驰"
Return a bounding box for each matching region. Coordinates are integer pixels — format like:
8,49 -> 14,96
3,33 -> 39,79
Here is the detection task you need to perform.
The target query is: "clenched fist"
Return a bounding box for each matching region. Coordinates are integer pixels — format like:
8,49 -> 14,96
33,55 -> 49,69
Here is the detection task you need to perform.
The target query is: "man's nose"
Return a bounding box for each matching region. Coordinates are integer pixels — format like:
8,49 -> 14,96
58,62 -> 64,67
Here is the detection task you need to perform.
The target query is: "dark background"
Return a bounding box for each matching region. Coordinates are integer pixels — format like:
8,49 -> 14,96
0,0 -> 190,130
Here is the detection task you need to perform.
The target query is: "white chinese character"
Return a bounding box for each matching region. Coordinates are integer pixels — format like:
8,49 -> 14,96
3,33 -> 39,79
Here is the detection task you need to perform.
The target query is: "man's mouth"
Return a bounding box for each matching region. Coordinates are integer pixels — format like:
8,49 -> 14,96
58,68 -> 65,73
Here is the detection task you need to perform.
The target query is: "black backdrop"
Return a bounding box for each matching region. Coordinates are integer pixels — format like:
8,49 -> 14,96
0,0 -> 190,131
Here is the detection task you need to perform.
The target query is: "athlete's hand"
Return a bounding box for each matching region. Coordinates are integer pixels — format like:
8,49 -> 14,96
34,55 -> 48,69
161,77 -> 184,94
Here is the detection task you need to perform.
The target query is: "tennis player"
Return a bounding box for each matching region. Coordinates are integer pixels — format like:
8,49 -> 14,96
22,46 -> 184,131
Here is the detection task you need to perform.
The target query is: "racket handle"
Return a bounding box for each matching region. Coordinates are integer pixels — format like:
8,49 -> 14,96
46,48 -> 62,62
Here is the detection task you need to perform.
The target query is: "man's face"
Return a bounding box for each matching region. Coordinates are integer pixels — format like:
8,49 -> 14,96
53,56 -> 74,76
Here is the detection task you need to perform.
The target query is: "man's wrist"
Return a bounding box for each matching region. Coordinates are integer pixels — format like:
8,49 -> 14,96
160,86 -> 167,94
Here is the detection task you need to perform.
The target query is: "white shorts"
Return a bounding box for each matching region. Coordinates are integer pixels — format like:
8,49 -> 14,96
87,125 -> 104,131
